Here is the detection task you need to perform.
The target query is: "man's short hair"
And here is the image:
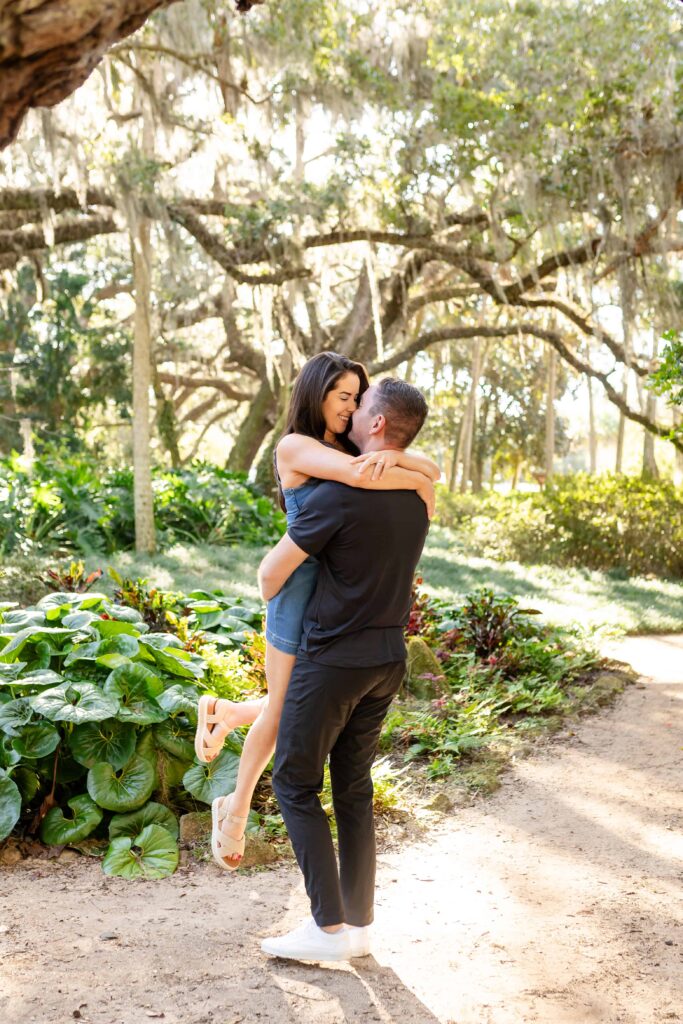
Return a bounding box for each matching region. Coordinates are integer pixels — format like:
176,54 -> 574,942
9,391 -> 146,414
369,378 -> 428,448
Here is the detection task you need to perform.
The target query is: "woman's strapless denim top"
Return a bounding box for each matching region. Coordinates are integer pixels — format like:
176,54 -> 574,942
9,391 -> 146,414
282,480 -> 320,526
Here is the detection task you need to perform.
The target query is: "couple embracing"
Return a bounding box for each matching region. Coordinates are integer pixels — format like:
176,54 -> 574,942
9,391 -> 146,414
193,351 -> 437,963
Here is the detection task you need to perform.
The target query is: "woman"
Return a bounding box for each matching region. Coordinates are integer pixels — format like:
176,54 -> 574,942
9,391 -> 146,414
194,352 -> 439,870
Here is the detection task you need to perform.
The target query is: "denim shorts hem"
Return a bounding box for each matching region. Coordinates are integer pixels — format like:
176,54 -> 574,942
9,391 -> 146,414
265,628 -> 300,656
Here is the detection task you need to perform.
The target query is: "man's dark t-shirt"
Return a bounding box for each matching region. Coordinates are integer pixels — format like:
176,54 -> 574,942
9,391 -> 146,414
287,481 -> 429,667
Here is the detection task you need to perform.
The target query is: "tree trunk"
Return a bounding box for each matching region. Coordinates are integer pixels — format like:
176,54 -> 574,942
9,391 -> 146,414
587,373 -> 597,474
674,411 -> 683,487
226,378 -> 277,473
254,398 -> 288,497
615,268 -> 634,473
151,364 -> 182,468
472,397 -> 490,494
131,216 -> 156,553
642,335 -> 660,479
448,418 -> 462,493
511,456 -> 522,491
545,344 -> 557,481
459,338 -> 483,493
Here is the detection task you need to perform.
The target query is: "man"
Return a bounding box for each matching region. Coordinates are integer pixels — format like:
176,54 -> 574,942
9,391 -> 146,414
257,378 -> 433,962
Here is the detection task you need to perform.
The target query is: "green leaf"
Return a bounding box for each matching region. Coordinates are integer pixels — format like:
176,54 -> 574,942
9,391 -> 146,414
69,718 -> 136,770
103,663 -> 166,725
135,728 -> 157,765
78,595 -> 107,611
31,681 -> 119,724
36,592 -> 84,612
155,683 -> 200,718
0,610 -> 46,631
15,668 -> 62,688
12,722 -> 61,759
100,600 -> 144,624
87,753 -> 156,812
153,717 -> 195,761
0,697 -> 33,736
0,769 -> 21,841
102,823 -> 179,880
40,793 -> 103,845
91,619 -> 147,638
182,744 -> 240,805
0,627 -> 80,663
62,611 -> 99,630
139,633 -> 184,650
108,801 -> 179,841
13,766 -> 40,802
0,662 -> 25,681
0,735 -> 21,769
145,645 -> 204,681
64,634 -> 139,669
0,669 -> 62,692
224,605 -> 261,625
27,641 -> 52,671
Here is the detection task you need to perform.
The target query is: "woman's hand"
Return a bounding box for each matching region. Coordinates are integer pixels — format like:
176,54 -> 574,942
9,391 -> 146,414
350,449 -> 400,480
417,479 -> 436,520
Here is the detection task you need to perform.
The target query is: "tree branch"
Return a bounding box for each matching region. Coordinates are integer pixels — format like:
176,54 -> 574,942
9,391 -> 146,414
371,322 -> 682,451
168,206 -> 311,285
0,215 -> 120,255
156,373 -> 252,401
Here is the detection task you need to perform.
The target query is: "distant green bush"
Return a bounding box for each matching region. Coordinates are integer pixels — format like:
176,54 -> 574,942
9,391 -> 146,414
434,474 -> 683,578
0,453 -> 285,557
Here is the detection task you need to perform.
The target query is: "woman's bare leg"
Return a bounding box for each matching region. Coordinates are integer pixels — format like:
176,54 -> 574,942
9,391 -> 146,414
216,644 -> 295,865
200,695 -> 267,762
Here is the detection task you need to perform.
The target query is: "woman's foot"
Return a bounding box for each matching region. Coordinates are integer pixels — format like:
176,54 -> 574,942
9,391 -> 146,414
194,696 -> 241,764
211,793 -> 249,871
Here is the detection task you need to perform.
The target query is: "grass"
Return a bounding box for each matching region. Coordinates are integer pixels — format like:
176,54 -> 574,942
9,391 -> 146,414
420,527 -> 683,636
2,525 -> 683,635
103,528 -> 683,636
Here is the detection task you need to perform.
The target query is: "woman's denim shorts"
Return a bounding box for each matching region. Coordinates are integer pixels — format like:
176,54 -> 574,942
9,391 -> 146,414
265,555 -> 319,655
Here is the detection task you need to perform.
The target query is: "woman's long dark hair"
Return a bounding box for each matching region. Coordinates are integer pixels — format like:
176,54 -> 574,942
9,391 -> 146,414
275,351 -> 369,508
282,351 -> 369,448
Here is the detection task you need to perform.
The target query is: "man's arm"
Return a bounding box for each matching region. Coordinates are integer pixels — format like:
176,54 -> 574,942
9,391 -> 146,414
258,534 -> 310,601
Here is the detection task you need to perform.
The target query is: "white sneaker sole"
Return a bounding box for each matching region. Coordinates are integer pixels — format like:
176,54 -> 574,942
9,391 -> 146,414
261,939 -> 351,962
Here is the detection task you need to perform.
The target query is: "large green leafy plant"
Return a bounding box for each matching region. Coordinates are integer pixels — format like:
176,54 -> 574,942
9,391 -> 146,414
0,586 -> 263,877
0,453 -> 285,557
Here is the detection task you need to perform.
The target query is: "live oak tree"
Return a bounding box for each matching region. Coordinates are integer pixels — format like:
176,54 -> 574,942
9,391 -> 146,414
1,0 -> 682,531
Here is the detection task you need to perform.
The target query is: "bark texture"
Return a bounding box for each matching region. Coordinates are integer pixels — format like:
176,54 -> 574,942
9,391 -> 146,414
0,0 -> 179,148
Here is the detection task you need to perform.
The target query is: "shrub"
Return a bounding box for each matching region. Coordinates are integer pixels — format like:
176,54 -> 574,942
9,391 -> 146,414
382,582 -> 601,777
0,453 -> 285,557
0,584 -> 264,876
433,474 -> 683,578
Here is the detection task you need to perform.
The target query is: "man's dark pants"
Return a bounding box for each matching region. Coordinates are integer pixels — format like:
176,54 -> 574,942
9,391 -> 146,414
272,655 -> 405,928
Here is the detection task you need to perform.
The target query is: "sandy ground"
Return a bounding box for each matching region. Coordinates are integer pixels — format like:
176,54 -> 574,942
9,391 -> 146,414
1,635 -> 682,1024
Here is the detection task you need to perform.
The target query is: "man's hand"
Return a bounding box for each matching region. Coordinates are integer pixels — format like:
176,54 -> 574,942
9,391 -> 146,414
350,449 -> 399,480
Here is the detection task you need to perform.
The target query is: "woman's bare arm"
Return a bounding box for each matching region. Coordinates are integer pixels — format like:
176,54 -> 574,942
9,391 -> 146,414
352,448 -> 440,481
277,434 -> 433,494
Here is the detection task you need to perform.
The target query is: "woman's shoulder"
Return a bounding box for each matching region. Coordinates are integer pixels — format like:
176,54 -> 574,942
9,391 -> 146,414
276,433 -> 319,461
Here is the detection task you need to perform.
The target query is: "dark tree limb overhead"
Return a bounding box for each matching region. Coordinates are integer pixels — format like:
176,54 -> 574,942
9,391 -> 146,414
0,0 -> 264,149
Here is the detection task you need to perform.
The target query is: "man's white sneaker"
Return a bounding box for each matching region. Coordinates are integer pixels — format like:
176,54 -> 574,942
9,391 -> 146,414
347,925 -> 371,958
261,919 -> 352,962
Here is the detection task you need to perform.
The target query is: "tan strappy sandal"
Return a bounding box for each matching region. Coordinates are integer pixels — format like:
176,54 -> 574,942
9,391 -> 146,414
195,695 -> 233,764
211,793 -> 249,872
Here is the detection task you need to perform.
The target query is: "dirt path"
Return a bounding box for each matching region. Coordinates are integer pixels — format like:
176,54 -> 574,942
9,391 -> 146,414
2,636 -> 682,1024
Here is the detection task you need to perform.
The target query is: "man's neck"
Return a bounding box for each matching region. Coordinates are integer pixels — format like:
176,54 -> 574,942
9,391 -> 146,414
359,438 -> 402,455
